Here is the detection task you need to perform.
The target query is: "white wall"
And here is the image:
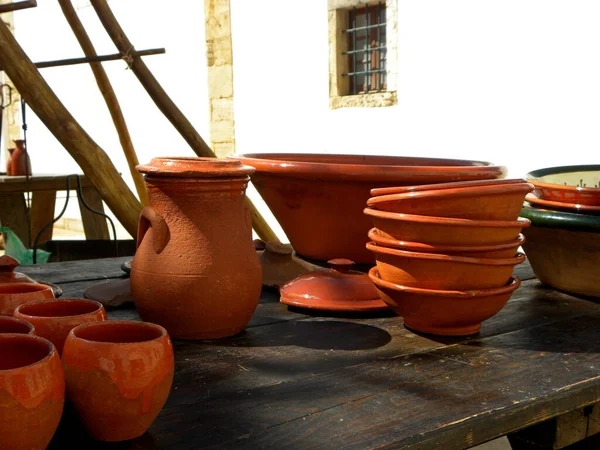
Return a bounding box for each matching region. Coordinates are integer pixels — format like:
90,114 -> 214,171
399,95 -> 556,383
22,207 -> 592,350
9,0 -> 209,237
230,0 -> 600,177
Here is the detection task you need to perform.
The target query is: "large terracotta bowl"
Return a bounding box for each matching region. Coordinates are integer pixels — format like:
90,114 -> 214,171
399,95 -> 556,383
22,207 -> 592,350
520,206 -> 600,297
369,267 -> 521,336
364,208 -> 530,245
526,164 -> 600,206
368,228 -> 525,258
367,182 -> 533,220
233,153 -> 507,263
366,242 -> 525,290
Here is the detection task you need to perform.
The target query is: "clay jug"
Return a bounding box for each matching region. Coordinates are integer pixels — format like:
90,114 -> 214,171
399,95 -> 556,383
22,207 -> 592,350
131,157 -> 262,339
10,139 -> 32,176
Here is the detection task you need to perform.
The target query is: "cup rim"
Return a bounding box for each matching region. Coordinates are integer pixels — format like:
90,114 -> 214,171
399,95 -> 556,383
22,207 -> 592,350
68,320 -> 168,346
0,315 -> 36,334
0,334 -> 56,373
14,298 -> 104,319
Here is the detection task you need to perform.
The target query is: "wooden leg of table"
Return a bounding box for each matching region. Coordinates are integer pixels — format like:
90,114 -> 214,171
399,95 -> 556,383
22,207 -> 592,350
78,186 -> 110,240
0,192 -> 30,247
30,190 -> 57,244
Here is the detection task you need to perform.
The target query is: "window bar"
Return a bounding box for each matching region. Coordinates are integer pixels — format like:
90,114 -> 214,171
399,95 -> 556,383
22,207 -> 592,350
376,3 -> 381,91
351,7 -> 357,94
365,3 -> 370,93
379,3 -> 384,91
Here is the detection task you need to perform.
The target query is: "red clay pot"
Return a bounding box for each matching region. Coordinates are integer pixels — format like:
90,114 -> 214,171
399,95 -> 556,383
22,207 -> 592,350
367,182 -> 534,220
9,139 -> 32,176
14,299 -> 106,354
131,157 -> 262,339
369,267 -> 521,336
62,320 -> 174,442
366,242 -> 526,290
0,282 -> 55,316
0,315 -> 35,334
233,153 -> 507,263
364,208 -> 530,245
0,334 -> 65,450
368,228 -> 525,258
0,255 -> 36,284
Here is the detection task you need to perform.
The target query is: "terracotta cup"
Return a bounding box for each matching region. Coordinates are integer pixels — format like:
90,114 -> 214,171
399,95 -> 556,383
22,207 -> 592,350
62,320 -> 175,442
0,282 -> 55,316
0,334 -> 65,450
14,298 -> 107,354
0,315 -> 35,334
366,242 -> 526,290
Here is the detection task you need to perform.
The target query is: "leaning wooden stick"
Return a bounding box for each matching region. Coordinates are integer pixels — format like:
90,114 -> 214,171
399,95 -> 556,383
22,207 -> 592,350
89,0 -> 280,243
58,0 -> 149,206
0,0 -> 36,14
0,19 -> 141,237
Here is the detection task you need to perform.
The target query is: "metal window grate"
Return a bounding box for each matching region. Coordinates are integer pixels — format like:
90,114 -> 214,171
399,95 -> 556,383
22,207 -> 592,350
342,2 -> 387,95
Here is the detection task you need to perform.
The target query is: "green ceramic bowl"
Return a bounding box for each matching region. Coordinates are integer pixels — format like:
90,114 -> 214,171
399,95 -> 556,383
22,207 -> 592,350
520,204 -> 600,232
526,164 -> 600,206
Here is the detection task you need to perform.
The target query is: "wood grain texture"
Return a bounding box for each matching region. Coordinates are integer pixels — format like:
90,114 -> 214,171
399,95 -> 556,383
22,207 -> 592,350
30,190 -> 56,243
77,186 -> 110,240
0,192 -> 29,245
40,257 -> 600,450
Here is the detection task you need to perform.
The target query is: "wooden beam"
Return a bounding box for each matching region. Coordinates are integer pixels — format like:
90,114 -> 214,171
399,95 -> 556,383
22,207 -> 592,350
0,48 -> 165,71
58,0 -> 149,206
89,0 -> 280,243
0,0 -> 36,14
0,19 -> 141,238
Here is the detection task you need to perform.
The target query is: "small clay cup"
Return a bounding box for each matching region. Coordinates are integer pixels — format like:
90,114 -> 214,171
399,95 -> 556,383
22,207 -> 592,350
14,298 -> 107,354
368,228 -> 525,258
364,208 -> 530,245
366,242 -> 526,290
62,320 -> 175,442
0,334 -> 65,450
0,315 -> 35,334
369,267 -> 521,336
367,182 -> 534,220
0,282 -> 55,316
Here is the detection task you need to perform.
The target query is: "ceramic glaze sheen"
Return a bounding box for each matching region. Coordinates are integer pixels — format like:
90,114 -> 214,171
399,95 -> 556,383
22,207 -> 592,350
131,158 -> 262,339
0,334 -> 65,450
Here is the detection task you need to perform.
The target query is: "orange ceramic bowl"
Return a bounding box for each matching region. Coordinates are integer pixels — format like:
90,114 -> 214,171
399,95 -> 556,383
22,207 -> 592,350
0,282 -> 55,316
370,178 -> 528,197
14,299 -> 107,354
364,208 -> 530,245
367,182 -> 534,220
525,194 -> 600,215
62,320 -> 174,442
526,165 -> 600,206
0,334 -> 65,450
233,153 -> 506,263
0,315 -> 35,334
368,228 -> 525,258
366,242 -> 526,290
369,267 -> 521,336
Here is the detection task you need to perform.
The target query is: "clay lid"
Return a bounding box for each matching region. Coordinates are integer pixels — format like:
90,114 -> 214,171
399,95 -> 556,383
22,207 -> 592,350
279,259 -> 388,312
137,157 -> 255,178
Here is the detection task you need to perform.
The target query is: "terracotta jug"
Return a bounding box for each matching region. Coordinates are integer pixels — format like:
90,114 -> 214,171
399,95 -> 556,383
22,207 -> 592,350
9,139 -> 32,176
131,157 -> 262,339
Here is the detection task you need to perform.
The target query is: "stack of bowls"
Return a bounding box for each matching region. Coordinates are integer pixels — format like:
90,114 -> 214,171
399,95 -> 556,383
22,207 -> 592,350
364,179 -> 534,336
521,165 -> 600,297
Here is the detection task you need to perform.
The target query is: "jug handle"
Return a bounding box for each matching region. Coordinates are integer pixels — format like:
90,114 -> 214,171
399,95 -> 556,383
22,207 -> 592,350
137,206 -> 170,253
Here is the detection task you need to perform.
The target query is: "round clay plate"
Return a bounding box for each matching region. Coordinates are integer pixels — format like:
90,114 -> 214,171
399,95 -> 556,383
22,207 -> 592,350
525,194 -> 600,215
280,295 -> 389,312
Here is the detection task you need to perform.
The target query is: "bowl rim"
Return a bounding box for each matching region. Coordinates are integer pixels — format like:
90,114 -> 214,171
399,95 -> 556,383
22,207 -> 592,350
367,182 -> 534,207
366,241 -> 526,266
364,207 -> 531,228
369,267 -> 521,297
370,178 -> 528,197
520,205 -> 600,232
0,334 -> 57,373
367,228 -> 525,252
14,298 -> 105,319
525,194 -> 600,213
526,164 -> 600,193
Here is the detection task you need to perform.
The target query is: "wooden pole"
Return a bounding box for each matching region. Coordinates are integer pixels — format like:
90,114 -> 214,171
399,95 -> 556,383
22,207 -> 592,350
0,19 -> 141,238
0,0 -> 36,14
58,0 -> 149,206
89,0 -> 280,243
0,48 -> 165,71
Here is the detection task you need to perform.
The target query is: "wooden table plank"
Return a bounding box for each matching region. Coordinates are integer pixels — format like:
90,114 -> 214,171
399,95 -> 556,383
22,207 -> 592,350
19,256 -> 130,283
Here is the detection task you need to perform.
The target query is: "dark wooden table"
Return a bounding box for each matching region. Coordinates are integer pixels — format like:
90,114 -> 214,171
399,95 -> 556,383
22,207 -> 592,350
18,257 -> 600,450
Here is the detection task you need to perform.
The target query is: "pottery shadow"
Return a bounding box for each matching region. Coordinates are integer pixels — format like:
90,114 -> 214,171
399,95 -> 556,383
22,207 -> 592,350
208,320 -> 393,351
286,304 -> 397,319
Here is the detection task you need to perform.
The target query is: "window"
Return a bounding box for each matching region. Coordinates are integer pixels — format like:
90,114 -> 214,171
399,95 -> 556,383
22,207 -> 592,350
344,3 -> 387,94
328,0 -> 397,109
